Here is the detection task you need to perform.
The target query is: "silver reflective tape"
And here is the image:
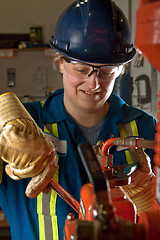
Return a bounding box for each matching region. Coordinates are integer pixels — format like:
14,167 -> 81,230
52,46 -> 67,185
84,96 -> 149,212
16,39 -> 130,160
44,215 -> 53,240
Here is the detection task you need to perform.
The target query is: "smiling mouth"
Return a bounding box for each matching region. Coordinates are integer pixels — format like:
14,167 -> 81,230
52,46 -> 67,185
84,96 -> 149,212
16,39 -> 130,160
84,90 -> 101,95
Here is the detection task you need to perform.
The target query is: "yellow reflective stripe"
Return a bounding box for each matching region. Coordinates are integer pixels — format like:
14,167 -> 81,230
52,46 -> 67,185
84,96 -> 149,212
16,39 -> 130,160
50,165 -> 59,216
119,120 -> 139,164
44,123 -> 59,215
41,101 -> 44,107
37,192 -> 45,240
51,216 -> 59,240
50,123 -> 59,218
130,120 -> 139,136
124,151 -> 132,164
49,123 -> 59,235
118,123 -> 126,138
38,213 -> 45,240
37,119 -> 59,240
52,123 -> 59,138
37,192 -> 43,213
44,125 -> 48,133
119,123 -> 132,164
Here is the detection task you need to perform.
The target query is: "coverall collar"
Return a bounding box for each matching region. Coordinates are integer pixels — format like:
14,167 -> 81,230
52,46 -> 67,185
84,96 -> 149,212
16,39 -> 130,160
42,89 -> 142,124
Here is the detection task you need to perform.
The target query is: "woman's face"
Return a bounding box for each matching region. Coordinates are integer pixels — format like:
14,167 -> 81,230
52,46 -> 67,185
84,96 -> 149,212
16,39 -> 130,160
59,58 -> 123,114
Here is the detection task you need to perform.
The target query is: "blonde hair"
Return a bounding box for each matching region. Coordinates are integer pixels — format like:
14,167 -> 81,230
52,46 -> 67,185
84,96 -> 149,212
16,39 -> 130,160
52,50 -> 64,70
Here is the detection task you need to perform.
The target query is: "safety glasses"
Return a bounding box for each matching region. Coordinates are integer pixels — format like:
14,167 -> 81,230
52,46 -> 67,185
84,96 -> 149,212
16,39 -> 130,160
62,57 -> 122,81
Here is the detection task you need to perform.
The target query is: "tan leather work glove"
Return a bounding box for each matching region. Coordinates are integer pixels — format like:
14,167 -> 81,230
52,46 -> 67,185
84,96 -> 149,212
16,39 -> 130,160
0,92 -> 57,198
121,147 -> 155,215
1,119 -> 57,179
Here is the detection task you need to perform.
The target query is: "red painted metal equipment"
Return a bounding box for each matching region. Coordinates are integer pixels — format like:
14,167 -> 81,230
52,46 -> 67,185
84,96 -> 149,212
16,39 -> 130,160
49,133 -> 160,240
135,0 -> 160,72
63,141 -> 145,240
135,1 -> 160,239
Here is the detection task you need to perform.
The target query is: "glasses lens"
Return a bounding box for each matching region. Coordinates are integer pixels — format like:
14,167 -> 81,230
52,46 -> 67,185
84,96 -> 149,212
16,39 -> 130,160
98,66 -> 118,80
63,58 -> 92,79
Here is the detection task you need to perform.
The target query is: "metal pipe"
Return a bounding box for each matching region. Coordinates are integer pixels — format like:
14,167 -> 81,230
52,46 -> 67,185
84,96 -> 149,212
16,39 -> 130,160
50,178 -> 80,214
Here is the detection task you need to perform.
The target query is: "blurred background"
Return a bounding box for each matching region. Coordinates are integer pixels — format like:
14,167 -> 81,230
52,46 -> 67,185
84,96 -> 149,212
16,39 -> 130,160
0,0 -> 159,119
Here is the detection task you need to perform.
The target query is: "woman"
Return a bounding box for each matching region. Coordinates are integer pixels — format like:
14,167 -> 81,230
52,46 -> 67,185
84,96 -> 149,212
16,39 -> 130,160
0,0 -> 156,240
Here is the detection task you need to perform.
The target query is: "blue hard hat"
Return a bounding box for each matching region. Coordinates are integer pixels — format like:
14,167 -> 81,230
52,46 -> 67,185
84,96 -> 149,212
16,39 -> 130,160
50,0 -> 136,64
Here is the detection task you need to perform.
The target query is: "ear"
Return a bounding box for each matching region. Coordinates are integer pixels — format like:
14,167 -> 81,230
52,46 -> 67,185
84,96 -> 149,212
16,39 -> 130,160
59,58 -> 64,74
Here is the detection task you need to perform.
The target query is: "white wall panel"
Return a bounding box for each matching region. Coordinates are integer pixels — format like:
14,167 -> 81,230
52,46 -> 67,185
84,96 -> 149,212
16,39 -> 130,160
0,0 -> 74,43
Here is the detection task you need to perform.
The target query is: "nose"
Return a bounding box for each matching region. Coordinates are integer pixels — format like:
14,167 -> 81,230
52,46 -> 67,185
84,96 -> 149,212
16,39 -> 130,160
87,73 -> 100,90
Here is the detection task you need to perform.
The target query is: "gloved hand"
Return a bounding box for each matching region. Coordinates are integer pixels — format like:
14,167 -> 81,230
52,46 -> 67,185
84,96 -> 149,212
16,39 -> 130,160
129,147 -> 155,186
25,157 -> 56,198
1,118 -> 57,179
121,147 -> 155,215
0,92 -> 57,197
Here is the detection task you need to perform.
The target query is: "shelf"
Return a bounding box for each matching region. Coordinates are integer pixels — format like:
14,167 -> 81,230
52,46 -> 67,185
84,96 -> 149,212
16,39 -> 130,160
16,47 -> 47,52
0,45 -> 54,58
